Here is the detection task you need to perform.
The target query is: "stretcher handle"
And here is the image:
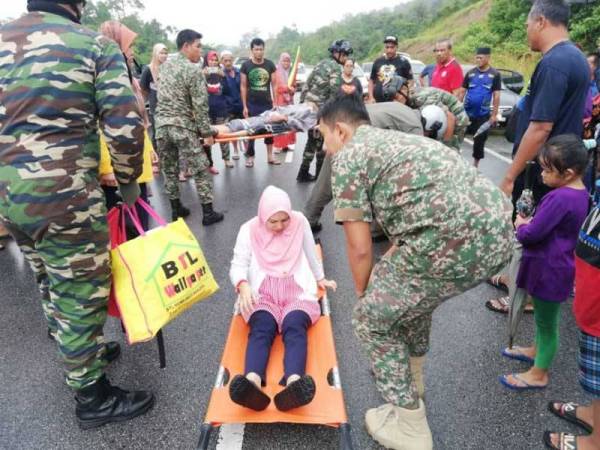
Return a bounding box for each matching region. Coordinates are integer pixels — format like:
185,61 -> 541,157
214,133 -> 275,144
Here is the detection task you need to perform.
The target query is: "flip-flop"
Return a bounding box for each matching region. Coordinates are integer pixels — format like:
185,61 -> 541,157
547,401 -> 593,433
268,160 -> 281,165
499,373 -> 547,391
487,275 -> 509,293
486,296 -> 534,314
229,375 -> 270,411
274,375 -> 316,411
245,160 -> 254,168
502,346 -> 535,364
543,431 -> 579,450
232,155 -> 240,160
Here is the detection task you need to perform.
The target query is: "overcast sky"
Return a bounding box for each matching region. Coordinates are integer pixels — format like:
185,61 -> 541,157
1,1 -> 407,46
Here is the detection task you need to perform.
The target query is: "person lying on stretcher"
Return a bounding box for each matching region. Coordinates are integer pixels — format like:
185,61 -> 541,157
212,103 -> 318,139
229,186 -> 337,411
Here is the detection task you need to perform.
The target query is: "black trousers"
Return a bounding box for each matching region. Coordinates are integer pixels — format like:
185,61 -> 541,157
466,115 -> 490,160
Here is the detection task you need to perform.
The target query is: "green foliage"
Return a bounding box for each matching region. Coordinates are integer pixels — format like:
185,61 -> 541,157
570,2 -> 600,51
82,0 -> 174,64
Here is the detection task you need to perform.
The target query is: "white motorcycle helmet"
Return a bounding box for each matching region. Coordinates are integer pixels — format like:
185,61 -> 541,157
420,105 -> 447,141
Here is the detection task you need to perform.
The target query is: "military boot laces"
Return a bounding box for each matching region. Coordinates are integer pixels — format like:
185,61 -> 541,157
75,375 -> 154,429
201,203 -> 224,226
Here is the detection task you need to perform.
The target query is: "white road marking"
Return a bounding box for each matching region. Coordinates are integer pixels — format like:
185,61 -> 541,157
216,423 -> 245,450
285,150 -> 294,164
464,138 -> 512,164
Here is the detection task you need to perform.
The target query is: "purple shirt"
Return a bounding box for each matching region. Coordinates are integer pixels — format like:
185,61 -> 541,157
516,186 -> 589,302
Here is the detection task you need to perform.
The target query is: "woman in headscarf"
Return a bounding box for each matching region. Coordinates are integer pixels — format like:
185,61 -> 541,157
98,21 -> 155,229
273,53 -> 296,152
229,186 -> 336,412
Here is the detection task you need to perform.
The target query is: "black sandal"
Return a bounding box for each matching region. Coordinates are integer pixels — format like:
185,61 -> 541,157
274,375 -> 316,411
543,431 -> 579,450
485,296 -> 534,314
229,375 -> 270,411
548,401 -> 593,433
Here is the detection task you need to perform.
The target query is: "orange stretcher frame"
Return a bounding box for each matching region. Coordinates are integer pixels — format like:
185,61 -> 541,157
196,243 -> 354,449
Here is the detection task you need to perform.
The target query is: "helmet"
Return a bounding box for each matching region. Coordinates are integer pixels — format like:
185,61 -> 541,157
328,40 -> 353,56
420,105 -> 448,141
381,75 -> 408,101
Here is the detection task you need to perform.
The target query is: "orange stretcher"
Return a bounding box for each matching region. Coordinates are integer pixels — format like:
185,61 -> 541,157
196,243 -> 354,449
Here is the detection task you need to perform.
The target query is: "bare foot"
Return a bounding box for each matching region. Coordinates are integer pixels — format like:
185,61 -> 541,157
504,345 -> 536,359
504,368 -> 548,387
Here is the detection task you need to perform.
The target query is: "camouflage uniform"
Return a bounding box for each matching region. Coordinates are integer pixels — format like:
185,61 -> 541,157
332,125 -> 513,407
299,57 -> 342,172
155,53 -> 213,203
0,12 -> 144,390
409,87 -> 470,150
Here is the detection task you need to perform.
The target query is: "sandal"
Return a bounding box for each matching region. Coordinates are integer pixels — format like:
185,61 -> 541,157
274,375 -> 316,411
229,375 -> 270,411
502,346 -> 535,364
268,159 -> 281,165
224,160 -> 234,168
543,431 -> 579,450
485,296 -> 534,314
245,157 -> 254,168
548,402 -> 593,433
487,275 -> 509,293
232,153 -> 240,160
499,373 -> 547,391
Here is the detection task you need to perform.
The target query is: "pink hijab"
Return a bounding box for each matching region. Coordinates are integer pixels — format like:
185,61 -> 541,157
250,186 -> 304,277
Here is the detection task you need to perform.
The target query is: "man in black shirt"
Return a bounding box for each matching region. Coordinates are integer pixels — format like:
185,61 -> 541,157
368,36 -> 413,103
240,38 -> 278,167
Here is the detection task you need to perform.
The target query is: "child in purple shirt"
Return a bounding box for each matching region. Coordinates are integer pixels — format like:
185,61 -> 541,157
500,134 -> 590,391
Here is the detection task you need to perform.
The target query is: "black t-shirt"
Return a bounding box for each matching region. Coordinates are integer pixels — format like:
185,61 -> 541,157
370,55 -> 413,103
241,59 -> 276,105
513,41 -> 590,155
140,65 -> 157,113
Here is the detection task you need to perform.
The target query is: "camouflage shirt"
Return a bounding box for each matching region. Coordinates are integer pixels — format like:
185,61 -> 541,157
332,125 -> 513,276
0,12 -> 144,189
409,87 -> 470,150
300,57 -> 342,107
155,53 -> 212,137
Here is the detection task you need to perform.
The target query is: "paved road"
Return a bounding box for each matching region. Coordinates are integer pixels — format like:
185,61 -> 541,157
0,129 -> 591,450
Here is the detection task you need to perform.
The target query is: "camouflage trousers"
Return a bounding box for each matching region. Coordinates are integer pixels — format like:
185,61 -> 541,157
156,126 -> 213,203
354,242 -> 511,408
0,189 -> 111,391
446,112 -> 470,151
299,128 -> 325,172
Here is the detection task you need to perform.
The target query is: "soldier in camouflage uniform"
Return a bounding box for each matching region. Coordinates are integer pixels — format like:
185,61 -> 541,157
319,95 -> 513,450
154,29 -> 224,225
0,0 -> 154,428
296,39 -> 350,182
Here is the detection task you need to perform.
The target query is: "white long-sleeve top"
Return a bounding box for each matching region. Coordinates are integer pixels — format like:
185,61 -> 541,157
230,217 -> 325,301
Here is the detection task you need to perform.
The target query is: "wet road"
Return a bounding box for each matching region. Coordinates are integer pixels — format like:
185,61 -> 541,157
0,130 -> 591,450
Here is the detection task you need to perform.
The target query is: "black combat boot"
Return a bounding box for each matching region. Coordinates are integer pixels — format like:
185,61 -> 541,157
75,375 -> 154,429
201,203 -> 224,226
48,330 -> 121,364
170,199 -> 190,221
296,167 -> 316,183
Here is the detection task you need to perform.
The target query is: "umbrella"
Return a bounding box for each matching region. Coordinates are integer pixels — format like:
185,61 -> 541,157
508,161 -> 536,348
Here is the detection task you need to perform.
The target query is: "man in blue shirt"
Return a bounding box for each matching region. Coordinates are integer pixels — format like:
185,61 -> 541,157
500,0 -> 590,205
458,47 -> 502,167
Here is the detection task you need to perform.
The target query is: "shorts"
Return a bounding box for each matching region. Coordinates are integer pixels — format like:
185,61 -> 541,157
579,330 -> 600,397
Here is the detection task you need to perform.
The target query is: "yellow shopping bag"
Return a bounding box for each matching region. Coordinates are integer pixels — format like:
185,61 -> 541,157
110,199 -> 219,344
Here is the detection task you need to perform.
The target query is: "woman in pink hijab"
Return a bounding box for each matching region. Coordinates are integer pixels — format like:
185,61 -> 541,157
273,53 -> 297,152
229,185 -> 336,411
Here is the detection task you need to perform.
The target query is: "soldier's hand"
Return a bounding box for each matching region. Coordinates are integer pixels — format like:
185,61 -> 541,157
118,182 -> 141,207
204,136 -> 215,146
